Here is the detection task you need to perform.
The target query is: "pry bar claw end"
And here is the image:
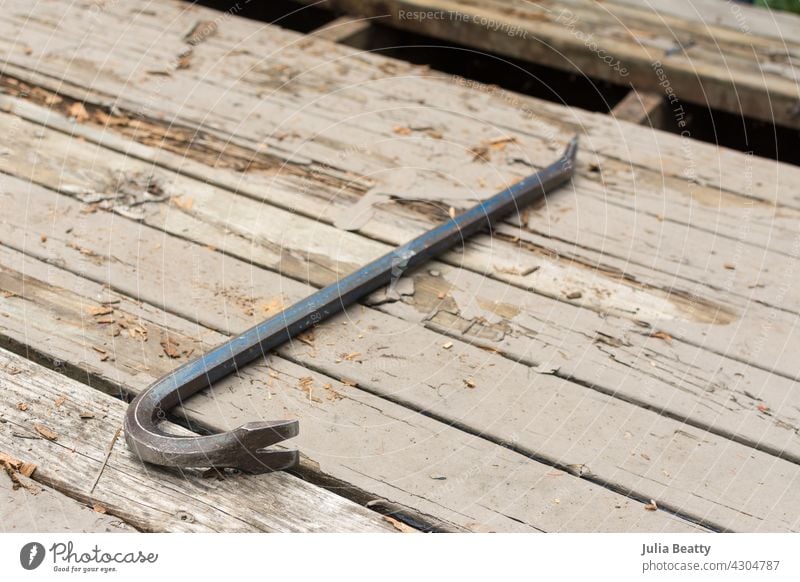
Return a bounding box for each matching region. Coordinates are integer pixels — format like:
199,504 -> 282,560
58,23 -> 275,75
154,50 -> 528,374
123,137 -> 579,473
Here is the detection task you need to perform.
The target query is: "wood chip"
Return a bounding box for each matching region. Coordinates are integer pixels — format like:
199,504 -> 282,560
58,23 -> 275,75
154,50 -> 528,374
79,411 -> 96,419
89,306 -> 114,316
463,378 -> 476,388
67,101 -> 90,122
33,424 -> 58,441
650,331 -> 673,344
298,377 -> 322,403
342,352 -> 361,361
170,196 -> 194,210
724,263 -> 736,270
160,338 -> 181,358
644,499 -> 658,511
392,125 -> 412,136
93,502 -> 108,514
566,291 -> 582,300
442,341 -> 453,349
382,515 -> 416,533
54,395 -> 67,407
16,402 -> 28,412
341,378 -> 358,387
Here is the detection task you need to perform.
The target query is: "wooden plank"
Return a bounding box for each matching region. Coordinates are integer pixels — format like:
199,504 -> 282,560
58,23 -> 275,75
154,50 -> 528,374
611,90 -> 665,127
0,238 -> 699,533
0,3 -> 790,338
1,465 -> 137,533
1,0 -> 798,531
0,167 -> 796,532
2,67 -> 799,389
0,349 -> 396,533
310,15 -> 375,43
303,0 -> 800,129
1,107 -> 799,471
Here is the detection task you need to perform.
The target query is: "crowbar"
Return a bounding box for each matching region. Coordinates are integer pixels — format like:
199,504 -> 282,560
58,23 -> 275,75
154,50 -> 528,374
124,137 -> 578,472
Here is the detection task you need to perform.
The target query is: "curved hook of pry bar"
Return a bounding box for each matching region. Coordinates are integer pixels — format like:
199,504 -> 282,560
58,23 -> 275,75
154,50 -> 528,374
124,136 -> 579,474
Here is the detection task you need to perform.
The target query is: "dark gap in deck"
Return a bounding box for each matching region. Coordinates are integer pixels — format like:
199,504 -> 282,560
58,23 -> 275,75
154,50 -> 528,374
658,101 -> 800,166
340,23 -> 628,113
188,1 -> 800,166
191,0 -> 337,33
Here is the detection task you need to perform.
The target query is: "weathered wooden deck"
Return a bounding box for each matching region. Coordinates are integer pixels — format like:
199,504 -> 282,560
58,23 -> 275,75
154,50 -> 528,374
1,0 -> 799,533
311,0 -> 800,129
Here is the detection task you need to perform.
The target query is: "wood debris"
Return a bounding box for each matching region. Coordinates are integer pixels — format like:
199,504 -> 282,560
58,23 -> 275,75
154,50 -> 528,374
322,382 -> 344,401
88,306 -> 114,317
170,196 -> 194,210
392,125 -> 412,136
644,499 -> 658,511
442,341 -> 453,350
342,352 -> 361,362
0,452 -> 38,491
93,502 -> 108,514
54,395 -> 67,407
463,378 -> 476,388
92,346 -> 109,361
298,376 -> 322,403
33,424 -> 58,441
382,515 -> 416,533
66,101 -> 90,122
79,411 -> 96,419
296,331 -> 315,347
650,331 -> 673,344
160,337 -> 181,358
340,378 -> 358,387
16,402 -> 28,412
566,291 -> 582,300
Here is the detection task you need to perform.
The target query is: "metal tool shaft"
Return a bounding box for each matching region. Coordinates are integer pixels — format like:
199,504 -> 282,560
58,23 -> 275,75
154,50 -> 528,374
124,137 -> 578,472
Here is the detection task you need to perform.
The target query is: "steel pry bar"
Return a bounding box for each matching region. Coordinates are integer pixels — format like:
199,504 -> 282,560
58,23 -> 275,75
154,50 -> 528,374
123,137 -> 579,473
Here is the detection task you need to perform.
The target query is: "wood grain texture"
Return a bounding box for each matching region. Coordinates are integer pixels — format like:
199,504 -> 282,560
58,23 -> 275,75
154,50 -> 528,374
1,0 -> 798,533
0,349 -> 396,533
0,470 -> 137,533
0,163 -> 795,531
306,0 -> 800,128
0,235 -> 699,533
1,107 -> 798,470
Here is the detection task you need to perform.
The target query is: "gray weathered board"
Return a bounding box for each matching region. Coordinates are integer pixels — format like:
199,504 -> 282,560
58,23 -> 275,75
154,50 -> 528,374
0,349 -> 395,532
0,0 -> 798,532
307,0 -> 800,129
